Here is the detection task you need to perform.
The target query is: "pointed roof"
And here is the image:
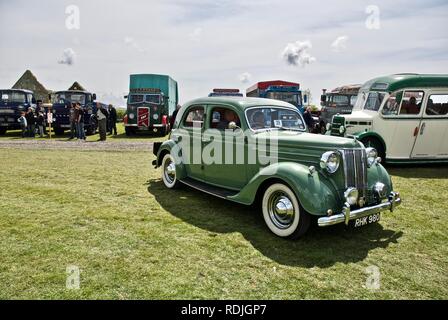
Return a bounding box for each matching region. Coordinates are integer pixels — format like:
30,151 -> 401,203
68,81 -> 86,91
12,70 -> 48,93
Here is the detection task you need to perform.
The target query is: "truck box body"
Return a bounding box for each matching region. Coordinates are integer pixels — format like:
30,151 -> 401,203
125,74 -> 179,135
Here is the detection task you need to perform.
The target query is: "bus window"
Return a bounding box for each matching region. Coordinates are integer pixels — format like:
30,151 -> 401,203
426,94 -> 448,116
399,91 -> 424,115
382,91 -> 403,116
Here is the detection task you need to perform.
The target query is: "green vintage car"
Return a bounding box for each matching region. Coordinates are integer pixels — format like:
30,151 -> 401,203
153,97 -> 402,239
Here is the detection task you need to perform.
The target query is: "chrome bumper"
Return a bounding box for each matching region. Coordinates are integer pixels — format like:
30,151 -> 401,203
318,192 -> 402,227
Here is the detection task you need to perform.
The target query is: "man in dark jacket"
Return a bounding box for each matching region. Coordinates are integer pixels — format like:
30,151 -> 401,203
303,107 -> 315,132
25,107 -> 36,137
96,103 -> 108,141
108,104 -> 117,135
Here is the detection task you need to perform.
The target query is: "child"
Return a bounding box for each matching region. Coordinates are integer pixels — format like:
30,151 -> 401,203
18,111 -> 27,138
37,112 -> 45,138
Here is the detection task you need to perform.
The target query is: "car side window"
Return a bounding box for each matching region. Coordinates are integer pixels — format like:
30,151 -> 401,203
399,91 -> 424,115
183,106 -> 205,128
426,94 -> 448,116
209,107 -> 240,130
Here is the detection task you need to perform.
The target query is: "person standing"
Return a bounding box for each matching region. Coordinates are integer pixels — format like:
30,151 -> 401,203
75,102 -> 86,141
96,103 -> 108,141
36,112 -> 45,138
18,111 -> 27,138
25,107 -> 36,138
108,104 -> 117,136
69,103 -> 77,140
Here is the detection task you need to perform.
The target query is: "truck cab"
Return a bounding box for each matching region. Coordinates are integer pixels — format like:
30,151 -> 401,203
319,84 -> 361,133
124,74 -> 178,136
51,90 -> 98,135
246,80 -> 305,113
0,89 -> 36,134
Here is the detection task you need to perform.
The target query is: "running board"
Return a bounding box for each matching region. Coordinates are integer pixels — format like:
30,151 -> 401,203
180,177 -> 239,199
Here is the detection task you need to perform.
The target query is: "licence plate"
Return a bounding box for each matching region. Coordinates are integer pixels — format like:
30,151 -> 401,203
353,213 -> 381,228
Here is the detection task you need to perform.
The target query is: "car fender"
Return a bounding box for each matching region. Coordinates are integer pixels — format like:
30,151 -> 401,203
154,140 -> 187,180
229,162 -> 340,216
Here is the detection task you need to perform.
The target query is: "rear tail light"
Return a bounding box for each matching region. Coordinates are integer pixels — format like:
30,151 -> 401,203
123,115 -> 128,125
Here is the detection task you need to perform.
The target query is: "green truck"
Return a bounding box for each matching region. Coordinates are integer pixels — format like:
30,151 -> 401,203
124,74 -> 178,136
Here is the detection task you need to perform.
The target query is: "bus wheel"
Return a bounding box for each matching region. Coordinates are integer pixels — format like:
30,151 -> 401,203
54,128 -> 65,136
0,127 -> 6,135
361,137 -> 385,161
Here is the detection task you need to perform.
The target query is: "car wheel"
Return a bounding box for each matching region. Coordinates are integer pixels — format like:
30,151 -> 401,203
161,153 -> 180,189
262,183 -> 310,239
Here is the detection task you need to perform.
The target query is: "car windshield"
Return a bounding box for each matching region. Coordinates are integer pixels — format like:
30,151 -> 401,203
55,92 -> 86,105
1,91 -> 27,103
266,92 -> 301,106
246,107 -> 306,131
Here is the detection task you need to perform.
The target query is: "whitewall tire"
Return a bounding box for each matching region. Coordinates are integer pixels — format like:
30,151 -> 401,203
161,153 -> 180,189
262,183 -> 310,239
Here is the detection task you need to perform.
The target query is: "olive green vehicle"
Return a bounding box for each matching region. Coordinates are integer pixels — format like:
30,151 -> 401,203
153,97 -> 402,239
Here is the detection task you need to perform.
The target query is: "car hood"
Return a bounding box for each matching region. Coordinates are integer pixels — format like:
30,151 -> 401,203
254,130 -> 363,165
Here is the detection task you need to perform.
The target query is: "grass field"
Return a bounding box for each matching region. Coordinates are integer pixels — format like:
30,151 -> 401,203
0,146 -> 447,299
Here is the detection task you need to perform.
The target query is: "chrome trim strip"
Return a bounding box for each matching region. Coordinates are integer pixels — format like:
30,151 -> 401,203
318,192 -> 402,227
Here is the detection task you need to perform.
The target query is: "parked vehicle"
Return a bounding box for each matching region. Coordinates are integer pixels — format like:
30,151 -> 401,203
124,74 -> 178,136
51,90 -> 98,136
208,88 -> 244,97
329,73 -> 448,163
0,89 -> 36,134
319,84 -> 361,134
246,80 -> 307,113
153,97 -> 401,239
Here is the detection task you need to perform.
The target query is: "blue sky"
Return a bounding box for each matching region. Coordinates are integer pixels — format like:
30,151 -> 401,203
0,0 -> 447,106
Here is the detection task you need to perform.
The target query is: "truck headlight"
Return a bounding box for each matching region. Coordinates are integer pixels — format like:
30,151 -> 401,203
366,147 -> 378,167
153,114 -> 159,120
320,151 -> 340,174
344,188 -> 359,206
339,125 -> 346,135
128,113 -> 135,120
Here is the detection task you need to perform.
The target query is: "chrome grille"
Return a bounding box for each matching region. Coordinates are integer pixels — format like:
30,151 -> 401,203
341,149 -> 368,198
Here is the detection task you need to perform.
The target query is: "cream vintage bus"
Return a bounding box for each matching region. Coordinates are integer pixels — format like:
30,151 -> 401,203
329,74 -> 448,163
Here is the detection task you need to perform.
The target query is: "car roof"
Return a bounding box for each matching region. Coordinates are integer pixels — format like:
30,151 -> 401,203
182,96 -> 298,111
362,73 -> 448,92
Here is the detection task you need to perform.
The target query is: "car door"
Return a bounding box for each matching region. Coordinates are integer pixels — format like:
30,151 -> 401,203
202,105 -> 247,190
411,91 -> 448,159
177,105 -> 205,180
378,90 -> 424,159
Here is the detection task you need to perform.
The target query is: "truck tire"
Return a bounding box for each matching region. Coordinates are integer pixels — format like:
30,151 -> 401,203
125,127 -> 135,136
54,128 -> 65,136
0,127 -> 7,135
262,183 -> 310,239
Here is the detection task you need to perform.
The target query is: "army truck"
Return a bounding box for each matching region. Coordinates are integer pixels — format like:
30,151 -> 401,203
124,74 -> 178,136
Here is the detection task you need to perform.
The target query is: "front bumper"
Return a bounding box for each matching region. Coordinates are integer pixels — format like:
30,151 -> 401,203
318,191 -> 402,227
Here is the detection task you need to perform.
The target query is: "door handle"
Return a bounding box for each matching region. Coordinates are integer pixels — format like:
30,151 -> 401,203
420,122 -> 426,135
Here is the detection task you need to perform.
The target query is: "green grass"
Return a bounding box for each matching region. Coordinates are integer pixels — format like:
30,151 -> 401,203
0,123 -> 166,143
0,148 -> 447,299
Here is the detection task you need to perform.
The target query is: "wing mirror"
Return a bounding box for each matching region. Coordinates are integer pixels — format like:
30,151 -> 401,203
228,121 -> 241,131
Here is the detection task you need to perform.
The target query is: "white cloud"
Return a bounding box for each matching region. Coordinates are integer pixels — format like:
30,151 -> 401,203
238,72 -> 252,83
189,27 -> 202,42
281,40 -> 316,67
331,35 -> 349,52
124,37 -> 146,52
58,48 -> 76,65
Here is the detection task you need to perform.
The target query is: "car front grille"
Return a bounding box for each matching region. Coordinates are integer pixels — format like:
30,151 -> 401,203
331,115 -> 345,136
341,149 -> 368,199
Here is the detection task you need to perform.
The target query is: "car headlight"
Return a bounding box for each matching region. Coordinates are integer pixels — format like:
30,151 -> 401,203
153,114 -> 159,120
128,113 -> 135,120
366,147 -> 378,167
320,151 -> 340,174
344,187 -> 359,206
